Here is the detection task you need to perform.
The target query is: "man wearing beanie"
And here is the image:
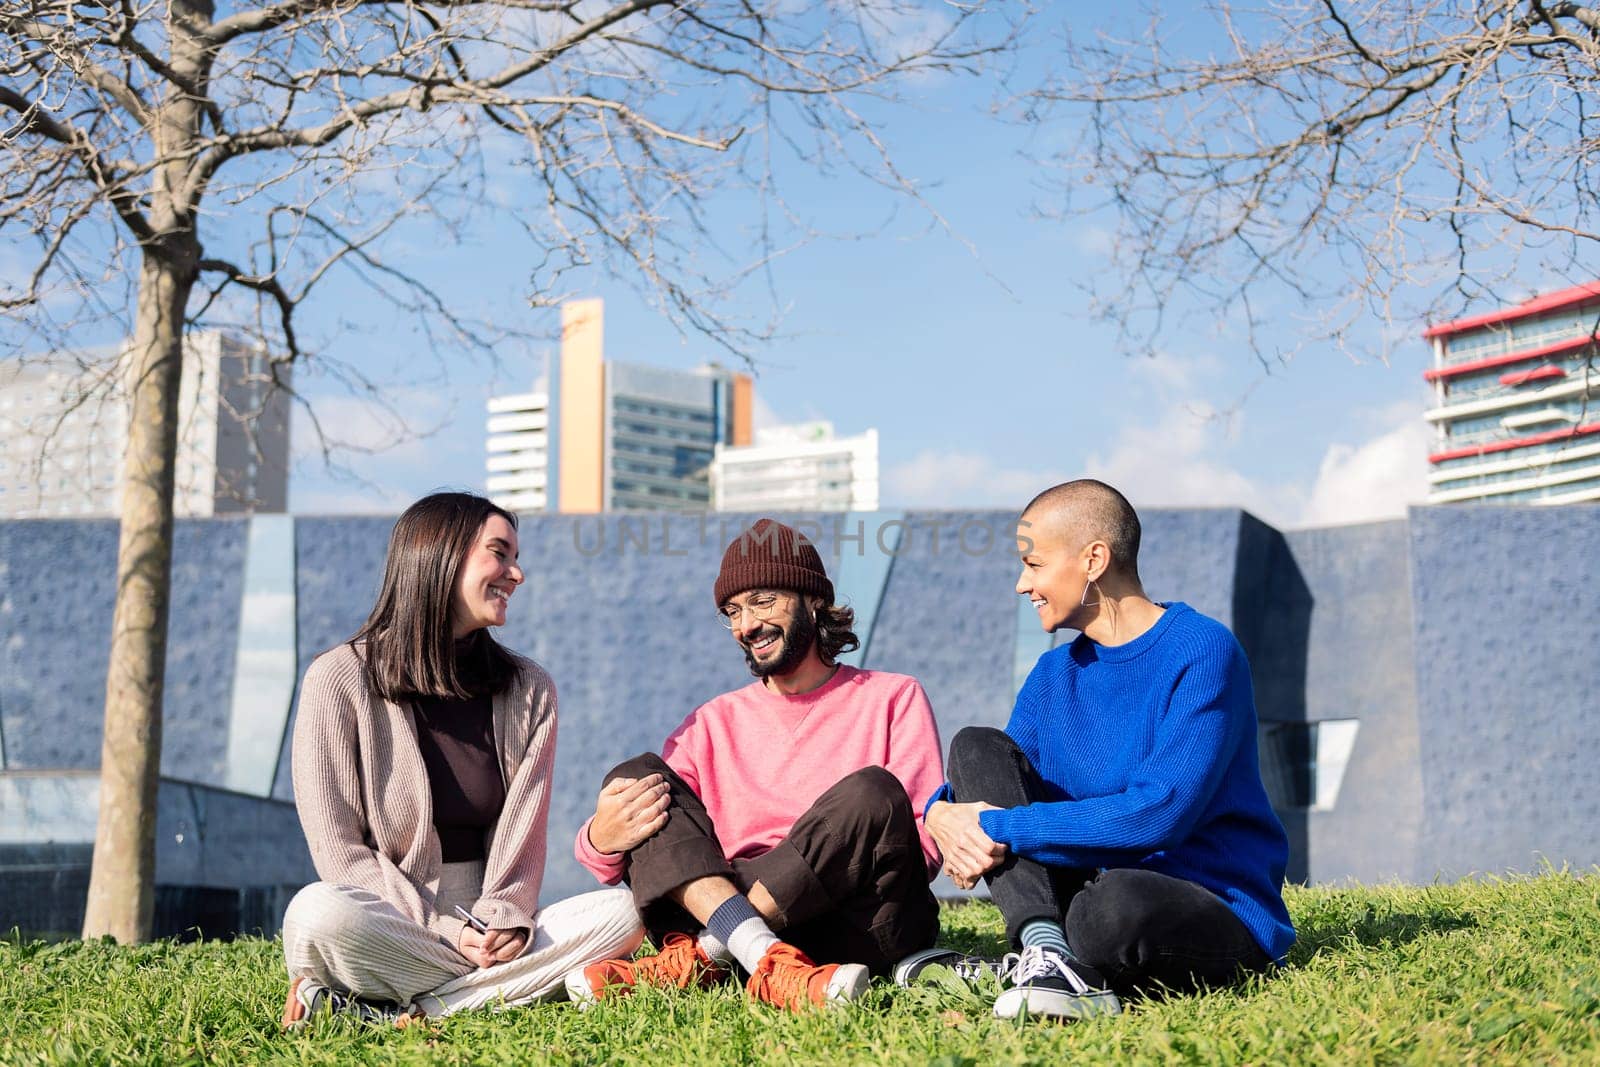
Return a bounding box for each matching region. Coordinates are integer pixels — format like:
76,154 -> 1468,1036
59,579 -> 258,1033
565,518 -> 945,1011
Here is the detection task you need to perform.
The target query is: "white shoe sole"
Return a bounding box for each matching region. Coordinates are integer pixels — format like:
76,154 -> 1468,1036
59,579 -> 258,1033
825,963 -> 870,1003
564,967 -> 600,1010
993,986 -> 1121,1021
891,948 -> 962,988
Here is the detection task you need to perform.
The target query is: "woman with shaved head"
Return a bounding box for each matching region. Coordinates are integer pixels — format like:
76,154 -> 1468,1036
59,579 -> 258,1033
906,480 -> 1294,1022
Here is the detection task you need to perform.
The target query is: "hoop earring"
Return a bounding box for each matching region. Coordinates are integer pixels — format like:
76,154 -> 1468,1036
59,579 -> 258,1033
1080,577 -> 1103,608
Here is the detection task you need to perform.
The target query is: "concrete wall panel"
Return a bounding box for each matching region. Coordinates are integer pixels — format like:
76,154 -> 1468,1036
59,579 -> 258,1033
868,511 -> 1021,737
1137,509 -> 1248,629
5,502 -> 1599,912
161,519 -> 249,783
271,515 -> 392,801
1286,522 -> 1424,884
0,519 -> 120,769
1409,504 -> 1600,878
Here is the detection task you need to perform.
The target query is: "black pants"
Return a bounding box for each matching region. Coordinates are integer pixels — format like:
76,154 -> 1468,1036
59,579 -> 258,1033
604,753 -> 940,975
946,726 -> 1272,995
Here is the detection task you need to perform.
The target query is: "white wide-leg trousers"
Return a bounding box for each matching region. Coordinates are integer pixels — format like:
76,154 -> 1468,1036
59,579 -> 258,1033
282,861 -> 642,1016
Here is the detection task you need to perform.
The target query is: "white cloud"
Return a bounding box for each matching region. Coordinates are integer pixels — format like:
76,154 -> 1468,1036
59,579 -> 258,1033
1082,410 -> 1302,523
291,390 -> 454,460
1124,350 -> 1224,397
289,483 -> 417,516
883,449 -> 1067,509
859,2 -> 957,64
1297,414 -> 1432,528
289,387 -> 478,514
1072,225 -> 1115,257
887,393 -> 1433,530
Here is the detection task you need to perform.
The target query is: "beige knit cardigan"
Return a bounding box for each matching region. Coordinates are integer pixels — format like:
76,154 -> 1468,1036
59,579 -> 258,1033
291,641 -> 557,950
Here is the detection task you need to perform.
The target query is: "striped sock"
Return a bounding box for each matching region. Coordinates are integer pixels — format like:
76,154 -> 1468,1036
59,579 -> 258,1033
1018,919 -> 1072,959
706,895 -> 779,974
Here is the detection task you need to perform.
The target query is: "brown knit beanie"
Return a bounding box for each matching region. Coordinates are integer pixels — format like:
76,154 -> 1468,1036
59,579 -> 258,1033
714,518 -> 834,606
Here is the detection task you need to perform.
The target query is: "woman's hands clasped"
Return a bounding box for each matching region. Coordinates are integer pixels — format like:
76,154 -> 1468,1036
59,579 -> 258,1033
458,926 -> 528,969
925,800 -> 1008,891
586,773 -> 671,855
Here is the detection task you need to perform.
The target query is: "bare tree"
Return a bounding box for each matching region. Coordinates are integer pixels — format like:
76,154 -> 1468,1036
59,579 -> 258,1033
1035,1 -> 1600,361
1,0 -> 1016,942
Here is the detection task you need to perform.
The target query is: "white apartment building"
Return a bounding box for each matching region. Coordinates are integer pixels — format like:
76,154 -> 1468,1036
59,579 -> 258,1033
485,384 -> 550,512
0,331 -> 290,518
711,422 -> 879,512
1423,282 -> 1600,505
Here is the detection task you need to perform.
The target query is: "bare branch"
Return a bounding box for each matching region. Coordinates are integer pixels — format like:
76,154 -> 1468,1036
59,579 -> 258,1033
208,0 -> 581,44
0,83 -> 76,142
197,256 -> 300,356
0,10 -> 156,125
1031,1 -> 1600,359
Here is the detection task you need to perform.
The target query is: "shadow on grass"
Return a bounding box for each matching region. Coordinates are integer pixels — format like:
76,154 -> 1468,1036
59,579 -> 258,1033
929,898 -> 1482,974
930,899 -> 1010,959
1287,906 -> 1479,966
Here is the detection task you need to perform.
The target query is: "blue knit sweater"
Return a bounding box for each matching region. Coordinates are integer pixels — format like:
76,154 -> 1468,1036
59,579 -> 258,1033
975,602 -> 1295,962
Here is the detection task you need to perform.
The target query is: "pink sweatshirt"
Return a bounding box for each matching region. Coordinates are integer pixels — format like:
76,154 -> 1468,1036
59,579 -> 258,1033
575,666 -> 945,883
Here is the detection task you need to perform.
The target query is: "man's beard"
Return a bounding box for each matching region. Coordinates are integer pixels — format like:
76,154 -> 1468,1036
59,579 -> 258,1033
741,607 -> 818,679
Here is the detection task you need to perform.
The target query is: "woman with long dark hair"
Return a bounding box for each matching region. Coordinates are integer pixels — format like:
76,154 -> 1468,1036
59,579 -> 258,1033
280,492 -> 641,1025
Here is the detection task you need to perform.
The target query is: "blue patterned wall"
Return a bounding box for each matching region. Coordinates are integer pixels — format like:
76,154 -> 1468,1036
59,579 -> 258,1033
1409,505 -> 1600,879
3,504 -> 1597,923
1278,521 -> 1424,883
0,518 -> 247,780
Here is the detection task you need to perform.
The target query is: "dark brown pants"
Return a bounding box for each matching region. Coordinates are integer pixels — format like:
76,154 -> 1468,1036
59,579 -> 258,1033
603,753 -> 940,974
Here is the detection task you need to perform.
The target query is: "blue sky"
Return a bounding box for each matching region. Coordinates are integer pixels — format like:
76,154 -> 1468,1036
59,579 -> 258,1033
284,7 -> 1441,529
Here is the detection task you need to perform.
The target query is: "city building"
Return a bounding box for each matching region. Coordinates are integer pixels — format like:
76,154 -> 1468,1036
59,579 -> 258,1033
553,298 -> 752,512
0,330 -> 289,518
1424,281 -> 1600,505
484,381 -> 550,513
711,421 -> 879,512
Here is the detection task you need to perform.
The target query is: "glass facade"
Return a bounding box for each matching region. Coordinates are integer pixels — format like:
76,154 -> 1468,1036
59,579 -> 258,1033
1427,287 -> 1600,505
710,426 -> 879,512
1442,350 -> 1593,403
1439,306 -> 1600,367
604,366 -> 731,511
1432,452 -> 1600,498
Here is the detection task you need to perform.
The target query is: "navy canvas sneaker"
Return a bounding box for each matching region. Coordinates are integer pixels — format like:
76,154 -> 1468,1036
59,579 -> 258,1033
990,944 -> 1122,1021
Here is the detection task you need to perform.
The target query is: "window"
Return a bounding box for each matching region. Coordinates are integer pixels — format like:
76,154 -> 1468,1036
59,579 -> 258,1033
1257,720 -> 1360,811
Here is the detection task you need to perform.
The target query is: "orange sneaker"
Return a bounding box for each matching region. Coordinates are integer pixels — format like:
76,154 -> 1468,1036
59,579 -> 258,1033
744,942 -> 870,1011
565,933 -> 729,1007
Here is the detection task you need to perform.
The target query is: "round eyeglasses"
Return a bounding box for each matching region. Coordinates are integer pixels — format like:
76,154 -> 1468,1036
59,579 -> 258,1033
717,590 -> 792,629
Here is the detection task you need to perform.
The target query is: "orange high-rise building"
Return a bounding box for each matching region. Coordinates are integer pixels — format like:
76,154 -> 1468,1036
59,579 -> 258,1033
511,298 -> 750,513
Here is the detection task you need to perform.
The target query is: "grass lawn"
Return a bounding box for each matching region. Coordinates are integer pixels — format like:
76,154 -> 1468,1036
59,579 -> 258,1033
4,871 -> 1597,1065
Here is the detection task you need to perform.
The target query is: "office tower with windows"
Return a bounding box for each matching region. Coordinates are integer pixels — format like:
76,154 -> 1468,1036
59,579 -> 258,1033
0,330 -> 289,518
485,383 -> 550,513
1424,281 -> 1600,505
554,298 -> 752,512
711,421 -> 879,512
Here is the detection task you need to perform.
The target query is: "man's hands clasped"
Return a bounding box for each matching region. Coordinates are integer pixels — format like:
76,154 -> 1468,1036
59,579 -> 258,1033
925,800 -> 1008,890
587,773 -> 671,856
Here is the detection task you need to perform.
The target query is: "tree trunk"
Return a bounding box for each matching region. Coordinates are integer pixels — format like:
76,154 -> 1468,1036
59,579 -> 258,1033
81,253 -> 194,943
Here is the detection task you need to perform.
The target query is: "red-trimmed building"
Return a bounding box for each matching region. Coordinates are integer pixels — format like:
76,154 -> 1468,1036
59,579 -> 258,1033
1424,281 -> 1600,505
